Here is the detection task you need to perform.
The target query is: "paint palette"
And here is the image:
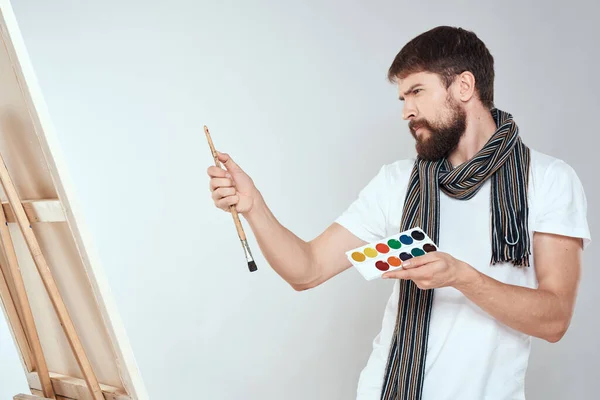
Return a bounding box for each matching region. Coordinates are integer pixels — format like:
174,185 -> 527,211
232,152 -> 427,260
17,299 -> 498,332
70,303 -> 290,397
346,227 -> 438,281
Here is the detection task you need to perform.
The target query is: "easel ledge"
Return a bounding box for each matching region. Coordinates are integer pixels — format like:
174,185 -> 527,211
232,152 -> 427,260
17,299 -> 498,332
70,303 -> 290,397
14,394 -> 53,400
1,199 -> 65,222
26,372 -> 131,400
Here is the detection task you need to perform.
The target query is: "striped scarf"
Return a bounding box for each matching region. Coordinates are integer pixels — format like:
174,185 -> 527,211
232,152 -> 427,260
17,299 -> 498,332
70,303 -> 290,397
380,108 -> 531,400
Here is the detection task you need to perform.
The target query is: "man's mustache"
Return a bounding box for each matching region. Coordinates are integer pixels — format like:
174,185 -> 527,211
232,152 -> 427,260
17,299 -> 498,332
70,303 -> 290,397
409,119 -> 430,134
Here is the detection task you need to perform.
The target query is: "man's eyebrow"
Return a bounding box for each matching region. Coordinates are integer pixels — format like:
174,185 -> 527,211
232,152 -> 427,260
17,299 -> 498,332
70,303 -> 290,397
399,83 -> 423,101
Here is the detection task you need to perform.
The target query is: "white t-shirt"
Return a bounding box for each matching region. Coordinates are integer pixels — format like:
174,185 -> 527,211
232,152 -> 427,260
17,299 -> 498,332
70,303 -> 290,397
335,149 -> 591,400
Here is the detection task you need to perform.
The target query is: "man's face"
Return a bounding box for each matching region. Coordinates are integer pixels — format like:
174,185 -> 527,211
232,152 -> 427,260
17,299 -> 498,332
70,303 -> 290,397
397,71 -> 467,161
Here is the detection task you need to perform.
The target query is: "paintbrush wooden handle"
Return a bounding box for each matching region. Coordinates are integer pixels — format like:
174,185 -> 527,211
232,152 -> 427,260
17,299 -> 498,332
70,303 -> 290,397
229,207 -> 246,240
204,125 -> 257,272
204,125 -> 246,240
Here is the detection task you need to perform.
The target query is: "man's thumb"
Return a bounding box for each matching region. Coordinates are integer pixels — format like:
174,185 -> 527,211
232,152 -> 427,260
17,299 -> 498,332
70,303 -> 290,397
217,152 -> 240,171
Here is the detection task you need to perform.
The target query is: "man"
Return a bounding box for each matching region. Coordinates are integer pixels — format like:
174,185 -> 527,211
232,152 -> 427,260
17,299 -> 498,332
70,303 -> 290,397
207,26 -> 591,400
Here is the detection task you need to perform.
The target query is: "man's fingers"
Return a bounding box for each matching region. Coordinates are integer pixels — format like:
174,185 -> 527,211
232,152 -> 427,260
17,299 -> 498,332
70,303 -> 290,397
207,165 -> 228,178
382,268 -> 412,280
382,263 -> 437,281
401,252 -> 438,269
212,187 -> 236,201
217,152 -> 241,172
216,195 -> 238,210
209,177 -> 234,191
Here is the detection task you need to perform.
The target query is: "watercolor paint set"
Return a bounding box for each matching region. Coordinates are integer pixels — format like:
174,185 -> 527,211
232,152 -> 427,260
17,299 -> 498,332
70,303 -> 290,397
345,227 -> 438,281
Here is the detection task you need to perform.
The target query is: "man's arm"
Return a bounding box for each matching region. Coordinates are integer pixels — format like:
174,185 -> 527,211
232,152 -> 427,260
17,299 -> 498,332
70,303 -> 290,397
455,232 -> 582,342
383,231 -> 583,342
246,196 -> 366,290
208,152 -> 366,290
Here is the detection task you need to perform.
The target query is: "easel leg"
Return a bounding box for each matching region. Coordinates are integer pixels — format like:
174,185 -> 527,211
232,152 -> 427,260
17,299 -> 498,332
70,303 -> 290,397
0,256 -> 35,372
0,206 -> 54,398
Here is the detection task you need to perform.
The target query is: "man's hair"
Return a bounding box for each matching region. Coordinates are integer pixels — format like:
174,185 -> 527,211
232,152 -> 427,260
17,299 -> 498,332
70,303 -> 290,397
388,26 -> 495,109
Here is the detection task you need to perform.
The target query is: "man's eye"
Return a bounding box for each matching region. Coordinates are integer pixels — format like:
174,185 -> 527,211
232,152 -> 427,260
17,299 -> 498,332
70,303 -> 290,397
413,89 -> 422,95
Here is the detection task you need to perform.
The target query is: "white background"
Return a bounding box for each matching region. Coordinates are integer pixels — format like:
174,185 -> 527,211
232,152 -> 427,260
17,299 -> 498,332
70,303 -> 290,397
1,0 -> 598,399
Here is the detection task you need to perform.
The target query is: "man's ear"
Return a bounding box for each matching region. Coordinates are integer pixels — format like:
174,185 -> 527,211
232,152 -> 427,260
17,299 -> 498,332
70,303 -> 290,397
455,71 -> 476,102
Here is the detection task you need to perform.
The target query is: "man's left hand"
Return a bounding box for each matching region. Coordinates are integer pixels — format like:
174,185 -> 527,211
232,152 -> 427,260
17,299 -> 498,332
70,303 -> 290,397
381,251 -> 475,290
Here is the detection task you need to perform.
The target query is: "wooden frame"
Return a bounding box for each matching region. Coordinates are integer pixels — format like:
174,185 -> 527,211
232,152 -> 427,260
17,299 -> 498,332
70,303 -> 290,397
27,372 -> 131,400
0,1 -> 148,398
14,395 -> 53,400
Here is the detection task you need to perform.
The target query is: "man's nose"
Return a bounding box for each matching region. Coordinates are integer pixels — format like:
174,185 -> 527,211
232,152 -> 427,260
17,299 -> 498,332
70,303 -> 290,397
402,100 -> 416,121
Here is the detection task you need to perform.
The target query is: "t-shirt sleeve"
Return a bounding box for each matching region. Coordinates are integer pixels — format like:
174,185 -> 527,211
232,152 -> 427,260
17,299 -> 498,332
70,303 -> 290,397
335,165 -> 389,243
533,159 -> 591,249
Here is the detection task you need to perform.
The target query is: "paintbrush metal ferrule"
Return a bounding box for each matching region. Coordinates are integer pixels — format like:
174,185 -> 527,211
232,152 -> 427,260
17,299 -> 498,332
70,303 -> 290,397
241,239 -> 258,272
241,239 -> 254,261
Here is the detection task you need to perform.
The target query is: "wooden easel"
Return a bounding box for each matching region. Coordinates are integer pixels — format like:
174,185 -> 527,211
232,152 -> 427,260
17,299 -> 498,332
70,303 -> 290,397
0,1 -> 148,399
0,144 -> 106,399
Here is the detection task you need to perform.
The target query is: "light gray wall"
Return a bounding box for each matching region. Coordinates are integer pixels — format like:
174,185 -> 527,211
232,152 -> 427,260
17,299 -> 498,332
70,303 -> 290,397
1,0 -> 597,399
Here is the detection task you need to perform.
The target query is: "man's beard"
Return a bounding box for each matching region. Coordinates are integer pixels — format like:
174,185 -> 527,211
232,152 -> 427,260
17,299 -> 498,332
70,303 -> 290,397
408,98 -> 467,161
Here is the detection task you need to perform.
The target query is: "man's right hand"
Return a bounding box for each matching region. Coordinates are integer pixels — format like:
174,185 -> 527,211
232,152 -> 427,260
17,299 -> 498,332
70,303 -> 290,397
207,152 -> 260,214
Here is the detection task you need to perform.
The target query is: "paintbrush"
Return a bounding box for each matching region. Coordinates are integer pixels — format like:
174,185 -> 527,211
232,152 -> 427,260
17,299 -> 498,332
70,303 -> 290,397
204,125 -> 258,272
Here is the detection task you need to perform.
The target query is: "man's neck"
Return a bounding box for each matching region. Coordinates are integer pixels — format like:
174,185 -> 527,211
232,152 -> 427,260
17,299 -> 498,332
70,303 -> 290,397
448,107 -> 497,167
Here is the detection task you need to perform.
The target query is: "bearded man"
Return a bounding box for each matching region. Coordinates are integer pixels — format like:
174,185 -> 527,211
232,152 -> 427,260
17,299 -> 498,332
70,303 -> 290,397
207,25 -> 591,400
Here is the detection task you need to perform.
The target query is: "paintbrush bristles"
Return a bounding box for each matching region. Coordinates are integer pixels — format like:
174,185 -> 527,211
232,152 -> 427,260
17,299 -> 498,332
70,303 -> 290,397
248,261 -> 257,272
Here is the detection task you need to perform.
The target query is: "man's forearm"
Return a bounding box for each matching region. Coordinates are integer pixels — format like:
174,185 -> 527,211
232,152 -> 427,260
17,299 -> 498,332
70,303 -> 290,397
454,264 -> 571,342
243,192 -> 318,286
